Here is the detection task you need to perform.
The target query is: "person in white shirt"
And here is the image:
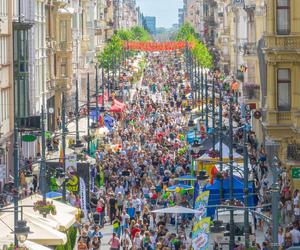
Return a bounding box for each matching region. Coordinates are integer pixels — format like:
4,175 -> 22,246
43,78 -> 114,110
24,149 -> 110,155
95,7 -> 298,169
132,195 -> 142,219
290,222 -> 300,246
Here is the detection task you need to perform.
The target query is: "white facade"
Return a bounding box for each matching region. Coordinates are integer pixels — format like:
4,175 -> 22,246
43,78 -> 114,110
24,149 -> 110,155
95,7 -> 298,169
33,0 -> 47,114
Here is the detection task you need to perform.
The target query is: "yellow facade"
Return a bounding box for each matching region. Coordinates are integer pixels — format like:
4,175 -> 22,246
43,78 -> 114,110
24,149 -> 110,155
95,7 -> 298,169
263,0 -> 300,187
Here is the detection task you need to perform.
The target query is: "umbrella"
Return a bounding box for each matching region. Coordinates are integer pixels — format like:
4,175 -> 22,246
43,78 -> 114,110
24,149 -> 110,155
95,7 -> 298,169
46,191 -> 62,200
166,183 -> 194,192
152,205 -> 201,214
174,175 -> 197,181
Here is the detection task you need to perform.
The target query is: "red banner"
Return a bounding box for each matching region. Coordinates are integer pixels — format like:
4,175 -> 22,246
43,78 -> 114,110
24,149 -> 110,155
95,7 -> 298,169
123,41 -> 195,51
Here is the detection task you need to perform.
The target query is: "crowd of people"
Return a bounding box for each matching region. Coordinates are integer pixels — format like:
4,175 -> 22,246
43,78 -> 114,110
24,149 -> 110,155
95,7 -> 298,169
77,51 -> 195,250
73,49 -> 300,250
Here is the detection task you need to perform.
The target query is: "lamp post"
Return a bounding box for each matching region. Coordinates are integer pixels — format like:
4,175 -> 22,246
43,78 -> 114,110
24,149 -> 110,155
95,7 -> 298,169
243,123 -> 250,248
229,95 -> 235,250
13,220 -> 31,247
205,69 -> 209,130
201,67 -> 204,119
95,64 -> 99,126
41,106 -> 46,204
271,155 -> 281,250
218,79 -> 223,201
87,73 -> 90,155
100,66 -> 105,112
13,94 -> 19,246
61,93 -> 66,201
212,75 -> 216,150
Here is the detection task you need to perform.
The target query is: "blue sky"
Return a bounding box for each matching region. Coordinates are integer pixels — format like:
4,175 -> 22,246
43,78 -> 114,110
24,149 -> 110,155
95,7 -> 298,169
136,0 -> 183,28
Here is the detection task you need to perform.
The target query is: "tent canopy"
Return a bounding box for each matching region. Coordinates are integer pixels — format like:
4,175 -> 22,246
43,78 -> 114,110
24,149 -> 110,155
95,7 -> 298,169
198,142 -> 243,162
152,206 -> 200,214
203,175 -> 255,217
166,183 -> 194,192
46,191 -> 62,199
174,175 -> 197,181
0,212 -> 67,247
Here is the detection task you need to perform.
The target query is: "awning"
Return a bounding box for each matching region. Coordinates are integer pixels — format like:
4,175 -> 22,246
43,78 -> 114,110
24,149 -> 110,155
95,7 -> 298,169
0,212 -> 67,247
152,206 -> 201,214
19,195 -> 77,230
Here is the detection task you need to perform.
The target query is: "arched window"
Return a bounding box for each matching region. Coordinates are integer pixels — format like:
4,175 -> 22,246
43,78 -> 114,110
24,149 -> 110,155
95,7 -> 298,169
276,0 -> 290,35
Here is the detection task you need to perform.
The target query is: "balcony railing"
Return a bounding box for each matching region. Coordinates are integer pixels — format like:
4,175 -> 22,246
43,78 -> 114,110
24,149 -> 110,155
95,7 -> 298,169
242,42 -> 257,55
242,83 -> 260,100
287,143 -> 300,161
57,41 -> 72,51
265,35 -> 300,50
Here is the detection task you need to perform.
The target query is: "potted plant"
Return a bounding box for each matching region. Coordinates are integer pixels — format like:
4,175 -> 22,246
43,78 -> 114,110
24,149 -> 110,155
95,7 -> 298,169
33,200 -> 57,216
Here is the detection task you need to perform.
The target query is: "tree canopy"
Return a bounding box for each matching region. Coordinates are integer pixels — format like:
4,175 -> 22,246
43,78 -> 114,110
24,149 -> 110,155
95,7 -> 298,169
175,23 -> 212,68
98,26 -> 151,69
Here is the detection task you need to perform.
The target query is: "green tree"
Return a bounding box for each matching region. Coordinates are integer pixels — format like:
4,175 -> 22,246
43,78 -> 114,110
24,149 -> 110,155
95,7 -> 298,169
98,26 -> 151,69
175,23 -> 212,68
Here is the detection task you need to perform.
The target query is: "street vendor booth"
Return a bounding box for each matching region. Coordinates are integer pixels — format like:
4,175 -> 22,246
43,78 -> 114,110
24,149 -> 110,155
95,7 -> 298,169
196,142 -> 243,181
203,175 -> 254,217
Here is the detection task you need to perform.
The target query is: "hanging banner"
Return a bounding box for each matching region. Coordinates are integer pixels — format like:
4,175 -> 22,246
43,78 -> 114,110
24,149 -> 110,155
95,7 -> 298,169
192,217 -> 211,250
65,154 -> 79,192
80,177 -> 88,221
194,191 -> 210,219
123,41 -> 195,51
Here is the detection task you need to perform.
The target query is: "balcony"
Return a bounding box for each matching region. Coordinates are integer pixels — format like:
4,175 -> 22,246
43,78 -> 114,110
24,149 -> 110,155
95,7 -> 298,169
242,42 -> 257,56
287,144 -> 300,162
53,0 -> 68,7
244,0 -> 256,11
242,83 -> 260,100
56,41 -> 72,52
265,35 -> 300,51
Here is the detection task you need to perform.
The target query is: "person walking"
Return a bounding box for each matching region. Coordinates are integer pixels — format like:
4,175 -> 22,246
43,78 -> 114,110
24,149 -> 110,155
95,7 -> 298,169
108,232 -> 121,250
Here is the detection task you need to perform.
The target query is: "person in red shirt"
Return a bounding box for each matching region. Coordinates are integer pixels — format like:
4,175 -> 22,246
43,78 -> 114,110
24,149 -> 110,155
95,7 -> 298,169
131,224 -> 141,239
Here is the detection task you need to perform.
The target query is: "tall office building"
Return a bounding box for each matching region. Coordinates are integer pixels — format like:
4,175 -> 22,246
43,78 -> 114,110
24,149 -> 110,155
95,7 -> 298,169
143,16 -> 156,35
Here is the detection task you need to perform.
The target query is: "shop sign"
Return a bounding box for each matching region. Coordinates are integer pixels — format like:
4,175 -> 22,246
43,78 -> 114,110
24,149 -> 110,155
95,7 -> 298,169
292,168 -> 300,179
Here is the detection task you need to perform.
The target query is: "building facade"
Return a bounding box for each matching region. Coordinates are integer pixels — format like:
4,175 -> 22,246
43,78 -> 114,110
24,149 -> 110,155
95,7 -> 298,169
262,0 -> 300,188
143,16 -> 156,35
0,0 -> 13,188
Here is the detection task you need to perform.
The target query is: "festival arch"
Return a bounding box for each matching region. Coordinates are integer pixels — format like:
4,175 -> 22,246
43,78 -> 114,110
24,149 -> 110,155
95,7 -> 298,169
123,41 -> 195,51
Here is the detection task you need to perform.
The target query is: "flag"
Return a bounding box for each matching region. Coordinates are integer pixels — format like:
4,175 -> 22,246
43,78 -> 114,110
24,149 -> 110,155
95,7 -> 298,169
98,114 -> 104,127
192,217 -> 211,250
195,191 -> 210,218
210,166 -> 218,184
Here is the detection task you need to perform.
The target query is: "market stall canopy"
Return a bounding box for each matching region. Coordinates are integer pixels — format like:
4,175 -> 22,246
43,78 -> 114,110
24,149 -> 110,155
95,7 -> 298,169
46,191 -> 62,199
166,183 -> 194,192
203,176 -> 254,217
19,195 -> 77,230
152,206 -> 200,214
24,240 -> 53,250
197,142 -> 243,163
174,175 -> 197,181
0,212 -> 67,247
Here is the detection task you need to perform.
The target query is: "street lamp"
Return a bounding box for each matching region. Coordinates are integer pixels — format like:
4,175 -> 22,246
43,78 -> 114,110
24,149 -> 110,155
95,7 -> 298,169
89,122 -> 98,137
12,220 -> 31,245
197,170 -> 209,188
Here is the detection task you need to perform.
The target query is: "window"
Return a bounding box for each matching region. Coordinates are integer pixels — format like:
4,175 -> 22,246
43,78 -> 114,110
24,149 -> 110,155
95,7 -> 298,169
0,88 -> 9,123
277,69 -> 291,111
59,20 -> 67,42
0,37 -> 7,65
0,0 -> 7,16
277,0 -> 290,35
61,58 -> 67,78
